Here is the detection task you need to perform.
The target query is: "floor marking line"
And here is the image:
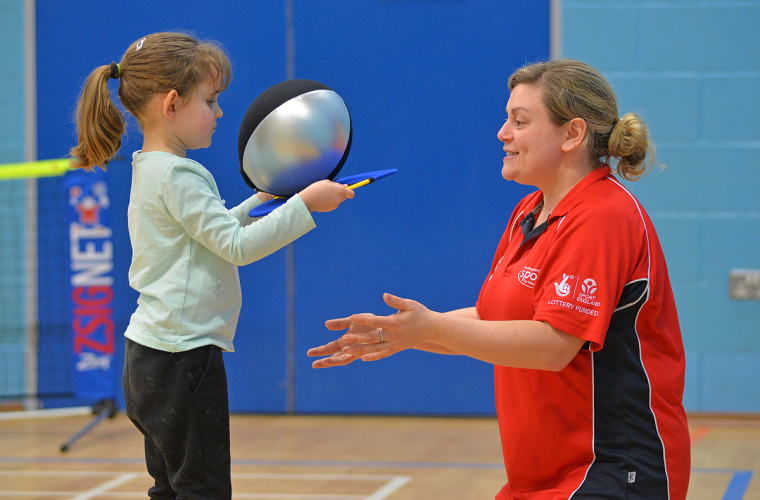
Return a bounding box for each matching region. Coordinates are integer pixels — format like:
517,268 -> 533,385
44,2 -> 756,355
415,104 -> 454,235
0,470 -> 126,477
66,472 -> 138,500
722,471 -> 753,500
364,476 -> 412,500
205,495 -> 365,499
231,472 -> 403,481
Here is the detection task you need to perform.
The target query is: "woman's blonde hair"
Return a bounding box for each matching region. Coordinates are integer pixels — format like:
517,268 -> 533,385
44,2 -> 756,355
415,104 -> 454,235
70,32 -> 232,171
508,59 -> 655,180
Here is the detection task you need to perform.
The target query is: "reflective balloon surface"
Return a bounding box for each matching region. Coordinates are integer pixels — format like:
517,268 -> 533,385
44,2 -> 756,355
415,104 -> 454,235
241,89 -> 351,196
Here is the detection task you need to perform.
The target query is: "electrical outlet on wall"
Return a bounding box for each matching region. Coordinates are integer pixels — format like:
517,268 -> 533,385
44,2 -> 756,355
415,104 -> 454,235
729,269 -> 760,300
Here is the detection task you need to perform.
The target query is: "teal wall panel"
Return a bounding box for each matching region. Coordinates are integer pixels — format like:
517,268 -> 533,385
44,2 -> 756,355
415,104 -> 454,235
650,217 -> 701,281
0,0 -> 27,401
640,6 -> 760,71
565,0 -> 760,412
607,76 -> 700,141
630,146 -> 760,212
702,353 -> 760,412
563,6 -> 639,70
683,350 -> 701,409
703,76 -> 760,141
703,216 -> 760,281
0,0 -> 25,161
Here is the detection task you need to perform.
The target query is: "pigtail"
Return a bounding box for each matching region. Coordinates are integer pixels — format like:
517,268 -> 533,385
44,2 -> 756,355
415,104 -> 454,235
69,64 -> 125,171
69,32 -> 232,171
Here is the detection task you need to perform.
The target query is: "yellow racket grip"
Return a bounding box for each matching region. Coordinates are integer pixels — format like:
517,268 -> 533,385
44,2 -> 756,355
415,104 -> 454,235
347,179 -> 371,190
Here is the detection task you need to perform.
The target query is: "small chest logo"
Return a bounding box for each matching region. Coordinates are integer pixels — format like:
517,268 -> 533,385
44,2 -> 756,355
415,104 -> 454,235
554,274 -> 573,297
517,266 -> 540,289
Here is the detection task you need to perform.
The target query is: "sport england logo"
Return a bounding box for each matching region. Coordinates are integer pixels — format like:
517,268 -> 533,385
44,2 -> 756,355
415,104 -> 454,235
554,274 -> 573,297
581,278 -> 597,295
577,278 -> 601,306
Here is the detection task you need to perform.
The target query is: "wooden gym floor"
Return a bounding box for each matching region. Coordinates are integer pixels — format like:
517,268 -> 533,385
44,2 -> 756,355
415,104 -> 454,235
0,412 -> 757,499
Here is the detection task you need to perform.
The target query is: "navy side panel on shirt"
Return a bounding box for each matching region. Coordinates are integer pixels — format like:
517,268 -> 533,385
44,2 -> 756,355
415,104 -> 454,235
571,279 -> 669,499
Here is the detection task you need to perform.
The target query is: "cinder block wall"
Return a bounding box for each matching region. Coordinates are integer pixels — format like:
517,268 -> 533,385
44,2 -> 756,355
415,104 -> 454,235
0,0 -> 25,162
0,0 -> 28,399
563,0 -> 760,412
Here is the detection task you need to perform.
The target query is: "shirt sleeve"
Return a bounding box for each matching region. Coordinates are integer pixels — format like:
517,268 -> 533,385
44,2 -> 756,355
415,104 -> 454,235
161,163 -> 316,266
531,202 -> 644,351
228,193 -> 263,226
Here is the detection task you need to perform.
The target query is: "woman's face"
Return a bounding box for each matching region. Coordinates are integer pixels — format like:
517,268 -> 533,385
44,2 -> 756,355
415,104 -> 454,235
497,83 -> 567,188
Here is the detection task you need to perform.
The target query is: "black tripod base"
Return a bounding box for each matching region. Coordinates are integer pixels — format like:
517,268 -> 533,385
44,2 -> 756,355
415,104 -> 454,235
60,398 -> 117,452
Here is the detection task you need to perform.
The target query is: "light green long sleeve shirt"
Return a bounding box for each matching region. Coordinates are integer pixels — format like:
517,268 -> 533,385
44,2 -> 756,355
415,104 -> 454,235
124,151 -> 316,353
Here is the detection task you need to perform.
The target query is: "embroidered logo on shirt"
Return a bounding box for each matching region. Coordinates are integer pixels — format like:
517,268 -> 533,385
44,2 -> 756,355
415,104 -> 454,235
554,274 -> 573,297
517,266 -> 540,288
577,278 -> 601,307
549,274 -> 602,316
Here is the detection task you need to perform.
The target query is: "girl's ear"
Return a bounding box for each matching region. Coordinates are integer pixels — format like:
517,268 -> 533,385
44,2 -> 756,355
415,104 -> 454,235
561,117 -> 587,153
161,90 -> 180,120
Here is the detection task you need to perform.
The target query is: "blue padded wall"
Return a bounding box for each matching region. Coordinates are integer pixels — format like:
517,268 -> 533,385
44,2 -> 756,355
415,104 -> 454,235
564,0 -> 760,412
291,0 -> 546,414
32,0 -> 548,414
35,1 -> 292,412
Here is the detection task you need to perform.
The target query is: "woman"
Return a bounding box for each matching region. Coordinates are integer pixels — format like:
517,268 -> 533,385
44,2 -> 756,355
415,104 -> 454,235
308,59 -> 691,500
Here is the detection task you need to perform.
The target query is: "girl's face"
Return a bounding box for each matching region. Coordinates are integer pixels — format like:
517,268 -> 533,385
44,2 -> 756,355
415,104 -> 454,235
175,79 -> 224,150
497,83 -> 567,188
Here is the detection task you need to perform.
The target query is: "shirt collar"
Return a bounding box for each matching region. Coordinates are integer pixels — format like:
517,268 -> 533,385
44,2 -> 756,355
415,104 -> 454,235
541,165 -> 612,220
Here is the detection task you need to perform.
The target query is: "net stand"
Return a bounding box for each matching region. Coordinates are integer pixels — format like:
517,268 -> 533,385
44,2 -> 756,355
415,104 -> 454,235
60,398 -> 117,452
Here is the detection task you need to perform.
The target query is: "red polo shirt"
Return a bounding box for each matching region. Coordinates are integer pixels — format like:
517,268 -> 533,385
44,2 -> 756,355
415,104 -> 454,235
476,166 -> 690,500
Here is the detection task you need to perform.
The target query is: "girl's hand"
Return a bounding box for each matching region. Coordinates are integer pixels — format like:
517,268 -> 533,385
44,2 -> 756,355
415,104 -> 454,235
298,180 -> 354,213
255,191 -> 276,203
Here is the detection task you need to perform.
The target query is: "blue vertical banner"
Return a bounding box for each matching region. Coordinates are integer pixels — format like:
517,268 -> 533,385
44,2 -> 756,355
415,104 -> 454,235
65,169 -> 116,401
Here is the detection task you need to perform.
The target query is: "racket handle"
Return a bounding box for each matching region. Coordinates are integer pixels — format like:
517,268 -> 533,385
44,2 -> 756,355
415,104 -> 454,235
347,179 -> 372,190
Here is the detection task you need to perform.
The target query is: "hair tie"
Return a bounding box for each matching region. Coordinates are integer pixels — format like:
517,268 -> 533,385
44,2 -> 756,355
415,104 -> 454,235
109,62 -> 121,80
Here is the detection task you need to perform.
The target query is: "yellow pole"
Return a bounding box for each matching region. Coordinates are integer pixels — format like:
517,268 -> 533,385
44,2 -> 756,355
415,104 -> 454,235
0,158 -> 72,181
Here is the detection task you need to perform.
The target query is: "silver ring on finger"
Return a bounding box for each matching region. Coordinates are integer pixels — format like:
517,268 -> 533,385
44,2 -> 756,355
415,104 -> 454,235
379,329 -> 384,343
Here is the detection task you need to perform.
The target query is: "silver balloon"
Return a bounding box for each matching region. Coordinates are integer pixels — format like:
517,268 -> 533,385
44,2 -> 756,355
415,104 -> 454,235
241,89 -> 351,196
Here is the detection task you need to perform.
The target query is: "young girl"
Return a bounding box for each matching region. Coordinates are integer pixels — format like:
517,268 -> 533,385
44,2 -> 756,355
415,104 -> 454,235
70,32 -> 354,500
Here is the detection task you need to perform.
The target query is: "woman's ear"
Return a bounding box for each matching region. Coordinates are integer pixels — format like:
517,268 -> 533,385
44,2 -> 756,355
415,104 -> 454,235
161,90 -> 180,120
561,117 -> 587,152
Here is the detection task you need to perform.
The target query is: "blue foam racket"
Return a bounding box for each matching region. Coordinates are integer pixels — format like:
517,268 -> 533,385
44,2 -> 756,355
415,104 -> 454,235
249,168 -> 397,218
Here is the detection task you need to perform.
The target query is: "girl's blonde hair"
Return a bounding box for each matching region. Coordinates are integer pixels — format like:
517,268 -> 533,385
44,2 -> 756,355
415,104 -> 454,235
508,59 -> 655,180
70,32 -> 232,171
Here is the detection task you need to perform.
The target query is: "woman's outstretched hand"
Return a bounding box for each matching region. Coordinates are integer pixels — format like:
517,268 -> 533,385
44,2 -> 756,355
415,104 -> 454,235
306,316 -> 368,368
307,293 -> 434,368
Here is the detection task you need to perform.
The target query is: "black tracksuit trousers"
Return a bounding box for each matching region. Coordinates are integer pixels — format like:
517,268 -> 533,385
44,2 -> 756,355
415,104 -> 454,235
123,338 -> 231,500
